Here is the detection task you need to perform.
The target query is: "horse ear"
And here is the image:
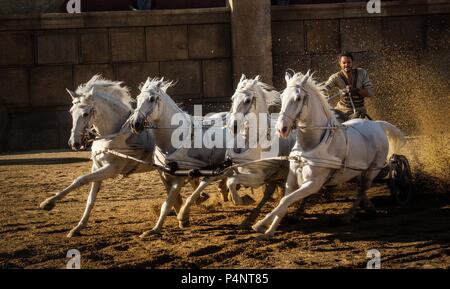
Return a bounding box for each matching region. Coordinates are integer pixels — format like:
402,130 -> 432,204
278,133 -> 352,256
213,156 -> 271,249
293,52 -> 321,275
155,80 -> 162,90
254,75 -> 261,82
86,87 -> 95,99
240,74 -> 246,82
285,72 -> 291,84
66,88 -> 77,100
300,74 -> 308,87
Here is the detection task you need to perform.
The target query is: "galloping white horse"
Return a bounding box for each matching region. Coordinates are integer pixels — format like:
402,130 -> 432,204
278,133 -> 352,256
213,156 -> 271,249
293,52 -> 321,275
39,75 -> 155,237
253,71 -> 405,239
130,77 -> 231,236
177,75 -> 297,229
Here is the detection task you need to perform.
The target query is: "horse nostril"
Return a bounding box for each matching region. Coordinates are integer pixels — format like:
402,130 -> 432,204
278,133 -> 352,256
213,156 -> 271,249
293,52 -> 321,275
281,127 -> 288,134
73,142 -> 81,150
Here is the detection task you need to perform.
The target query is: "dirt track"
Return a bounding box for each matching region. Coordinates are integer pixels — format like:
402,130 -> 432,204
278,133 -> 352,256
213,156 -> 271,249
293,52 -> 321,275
0,150 -> 449,269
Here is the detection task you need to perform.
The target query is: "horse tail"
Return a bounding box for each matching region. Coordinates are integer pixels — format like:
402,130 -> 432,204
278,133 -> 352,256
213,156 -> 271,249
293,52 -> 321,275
377,121 -> 406,160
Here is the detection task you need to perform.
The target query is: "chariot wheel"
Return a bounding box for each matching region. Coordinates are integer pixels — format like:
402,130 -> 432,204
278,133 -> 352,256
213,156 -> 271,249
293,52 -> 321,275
388,154 -> 413,206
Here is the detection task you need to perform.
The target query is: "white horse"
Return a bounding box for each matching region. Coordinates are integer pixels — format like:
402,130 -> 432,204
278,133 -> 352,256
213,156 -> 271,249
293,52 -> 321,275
252,71 -> 405,239
130,77 -> 231,236
177,74 -> 297,229
39,75 -> 156,237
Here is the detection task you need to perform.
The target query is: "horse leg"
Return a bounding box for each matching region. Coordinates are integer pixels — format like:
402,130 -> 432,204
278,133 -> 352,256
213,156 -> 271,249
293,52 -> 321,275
291,196 -> 309,221
160,172 -> 184,215
227,177 -> 255,206
239,182 -> 277,229
359,170 -> 378,214
341,170 -> 378,224
39,164 -> 116,211
256,179 -> 325,239
177,177 -> 211,228
284,164 -> 307,220
253,167 -> 329,239
217,178 -> 229,202
189,177 -> 210,205
226,177 -> 244,205
140,178 -> 183,238
67,181 -> 101,237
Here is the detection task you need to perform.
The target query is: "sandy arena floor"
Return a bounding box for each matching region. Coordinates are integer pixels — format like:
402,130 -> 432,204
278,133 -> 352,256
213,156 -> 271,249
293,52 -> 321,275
0,149 -> 448,269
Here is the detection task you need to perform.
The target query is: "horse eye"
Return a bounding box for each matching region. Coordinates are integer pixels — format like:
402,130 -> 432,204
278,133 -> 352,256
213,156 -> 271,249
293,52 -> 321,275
149,96 -> 155,102
244,98 -> 251,104
82,112 -> 89,118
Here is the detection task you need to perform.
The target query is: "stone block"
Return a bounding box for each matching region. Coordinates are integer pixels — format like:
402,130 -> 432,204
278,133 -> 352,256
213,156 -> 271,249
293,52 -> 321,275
111,28 -> 146,62
341,18 -> 382,52
0,31 -> 34,66
6,109 -> 63,150
80,29 -> 110,64
30,128 -> 60,150
272,21 -> 305,56
146,25 -> 188,61
0,0 -> 66,15
305,20 -> 340,54
202,59 -> 232,98
426,15 -> 450,50
0,69 -> 29,106
73,64 -> 115,89
37,30 -> 79,64
6,126 -> 29,152
160,60 -> 202,98
30,66 -> 73,106
230,0 -> 272,58
116,62 -> 160,95
188,24 -> 231,59
383,16 -> 424,51
232,56 -> 273,88
273,55 -> 311,90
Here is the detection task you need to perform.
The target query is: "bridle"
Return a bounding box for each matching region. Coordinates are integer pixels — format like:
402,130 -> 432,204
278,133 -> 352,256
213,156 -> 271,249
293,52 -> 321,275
70,103 -> 97,146
279,85 -> 308,130
134,91 -> 161,130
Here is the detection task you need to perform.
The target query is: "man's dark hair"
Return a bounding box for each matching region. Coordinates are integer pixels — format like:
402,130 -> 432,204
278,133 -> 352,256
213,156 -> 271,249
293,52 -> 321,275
338,52 -> 354,61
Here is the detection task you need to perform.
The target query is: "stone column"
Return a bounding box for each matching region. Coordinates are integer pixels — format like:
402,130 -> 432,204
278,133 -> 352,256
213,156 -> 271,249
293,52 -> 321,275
228,0 -> 273,86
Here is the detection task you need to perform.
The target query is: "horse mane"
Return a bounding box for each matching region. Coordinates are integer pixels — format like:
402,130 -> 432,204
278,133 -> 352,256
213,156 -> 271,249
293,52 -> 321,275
75,74 -> 133,109
139,77 -> 175,93
139,77 -> 184,114
288,71 -> 338,122
236,76 -> 282,109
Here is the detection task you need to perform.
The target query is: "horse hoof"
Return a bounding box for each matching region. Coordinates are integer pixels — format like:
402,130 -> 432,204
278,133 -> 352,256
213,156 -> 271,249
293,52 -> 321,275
39,200 -> 55,211
178,219 -> 190,229
256,234 -> 272,241
67,229 -> 81,238
252,222 -> 267,234
242,195 -> 256,206
140,230 -> 160,239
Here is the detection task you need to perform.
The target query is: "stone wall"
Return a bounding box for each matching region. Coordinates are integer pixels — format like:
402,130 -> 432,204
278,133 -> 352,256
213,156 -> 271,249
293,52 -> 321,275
0,8 -> 232,151
0,1 -> 449,152
271,1 -> 450,135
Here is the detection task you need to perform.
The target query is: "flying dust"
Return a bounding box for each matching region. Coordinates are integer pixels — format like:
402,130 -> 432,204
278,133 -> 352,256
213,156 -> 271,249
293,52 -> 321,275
365,50 -> 449,193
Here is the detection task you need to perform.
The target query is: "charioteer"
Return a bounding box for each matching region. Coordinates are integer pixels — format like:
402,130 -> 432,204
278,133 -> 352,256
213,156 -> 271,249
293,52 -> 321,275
324,52 -> 375,122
